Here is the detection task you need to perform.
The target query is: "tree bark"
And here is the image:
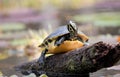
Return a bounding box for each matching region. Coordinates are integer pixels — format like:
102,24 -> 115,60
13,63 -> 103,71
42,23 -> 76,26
15,41 -> 120,77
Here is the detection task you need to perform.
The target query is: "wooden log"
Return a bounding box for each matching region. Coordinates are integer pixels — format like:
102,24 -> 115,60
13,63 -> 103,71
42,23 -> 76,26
15,41 -> 120,77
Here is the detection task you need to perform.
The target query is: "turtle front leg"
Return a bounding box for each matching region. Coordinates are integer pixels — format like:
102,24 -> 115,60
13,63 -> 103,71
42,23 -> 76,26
37,49 -> 48,67
55,37 -> 65,46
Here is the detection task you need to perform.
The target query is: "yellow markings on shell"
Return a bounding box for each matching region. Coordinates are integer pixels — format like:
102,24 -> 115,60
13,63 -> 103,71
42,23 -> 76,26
39,35 -> 85,54
40,40 -> 84,54
49,40 -> 84,54
47,40 -> 57,54
40,40 -> 57,54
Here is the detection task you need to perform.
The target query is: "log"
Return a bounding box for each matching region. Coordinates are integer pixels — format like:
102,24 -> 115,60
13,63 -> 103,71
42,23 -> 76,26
15,41 -> 120,77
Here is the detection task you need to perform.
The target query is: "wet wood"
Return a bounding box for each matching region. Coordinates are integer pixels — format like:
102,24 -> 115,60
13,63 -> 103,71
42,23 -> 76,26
15,41 -> 120,77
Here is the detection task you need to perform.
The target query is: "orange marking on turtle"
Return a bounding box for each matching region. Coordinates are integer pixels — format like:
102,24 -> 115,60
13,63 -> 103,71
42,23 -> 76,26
47,40 -> 84,54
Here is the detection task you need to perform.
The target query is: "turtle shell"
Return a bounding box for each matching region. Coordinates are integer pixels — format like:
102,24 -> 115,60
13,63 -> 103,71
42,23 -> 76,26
40,24 -> 87,48
44,25 -> 69,41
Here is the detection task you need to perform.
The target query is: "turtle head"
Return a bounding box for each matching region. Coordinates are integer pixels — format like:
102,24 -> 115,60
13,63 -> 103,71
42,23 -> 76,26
67,21 -> 78,40
69,21 -> 78,30
67,21 -> 89,45
67,21 -> 78,32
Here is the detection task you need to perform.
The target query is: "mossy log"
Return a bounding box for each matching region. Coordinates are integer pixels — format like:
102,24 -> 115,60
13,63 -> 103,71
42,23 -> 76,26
15,41 -> 120,77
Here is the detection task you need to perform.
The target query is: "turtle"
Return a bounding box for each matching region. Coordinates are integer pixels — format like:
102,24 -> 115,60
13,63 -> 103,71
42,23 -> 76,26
38,21 -> 89,66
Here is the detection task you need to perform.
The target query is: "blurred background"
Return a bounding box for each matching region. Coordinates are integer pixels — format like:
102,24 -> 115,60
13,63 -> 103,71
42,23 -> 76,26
0,0 -> 120,77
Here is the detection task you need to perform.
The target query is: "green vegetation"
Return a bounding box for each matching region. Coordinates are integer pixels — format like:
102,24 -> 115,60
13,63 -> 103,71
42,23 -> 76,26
10,39 -> 28,46
73,12 -> 120,27
0,23 -> 26,31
